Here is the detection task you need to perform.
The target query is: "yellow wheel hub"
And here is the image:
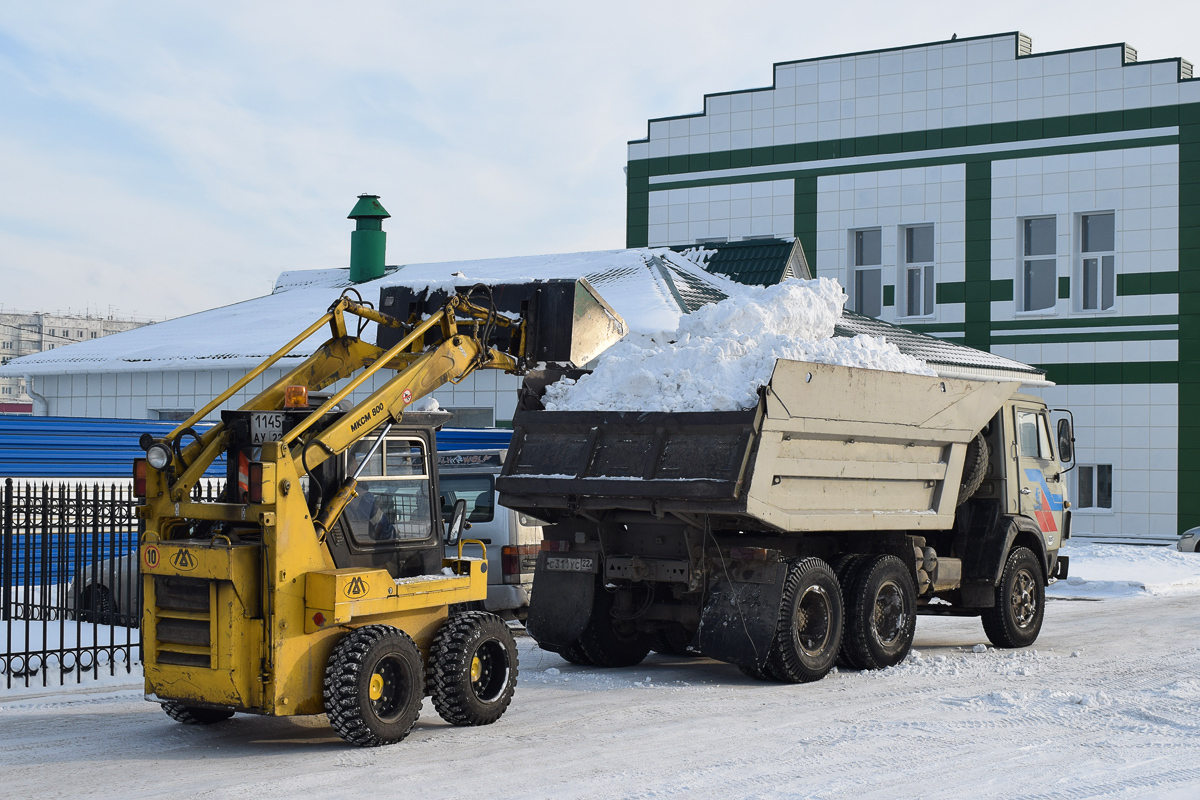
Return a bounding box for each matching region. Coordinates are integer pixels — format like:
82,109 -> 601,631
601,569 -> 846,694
369,673 -> 384,700
470,655 -> 483,683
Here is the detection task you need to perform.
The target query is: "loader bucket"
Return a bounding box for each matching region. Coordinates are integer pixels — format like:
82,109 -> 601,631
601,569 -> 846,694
377,278 -> 628,368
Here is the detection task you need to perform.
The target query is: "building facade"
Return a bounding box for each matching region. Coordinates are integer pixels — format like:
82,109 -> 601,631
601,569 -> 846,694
0,311 -> 147,414
626,32 -> 1198,542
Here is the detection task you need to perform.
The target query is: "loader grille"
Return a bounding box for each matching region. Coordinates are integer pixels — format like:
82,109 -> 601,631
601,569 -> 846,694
152,576 -> 214,669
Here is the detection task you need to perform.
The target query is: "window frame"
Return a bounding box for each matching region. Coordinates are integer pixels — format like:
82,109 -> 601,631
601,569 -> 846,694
899,223 -> 936,319
1017,215 -> 1059,315
340,436 -> 438,548
1074,463 -> 1114,513
850,227 -> 883,318
1077,211 -> 1117,314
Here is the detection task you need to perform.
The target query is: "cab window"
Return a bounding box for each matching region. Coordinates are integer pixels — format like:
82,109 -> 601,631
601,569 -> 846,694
439,474 -> 496,523
1016,410 -> 1053,460
342,438 -> 433,547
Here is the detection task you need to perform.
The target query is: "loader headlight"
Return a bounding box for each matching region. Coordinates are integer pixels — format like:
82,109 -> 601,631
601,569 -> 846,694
146,442 -> 173,470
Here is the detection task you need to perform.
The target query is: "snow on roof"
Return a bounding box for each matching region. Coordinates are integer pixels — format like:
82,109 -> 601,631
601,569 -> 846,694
0,248 -> 743,376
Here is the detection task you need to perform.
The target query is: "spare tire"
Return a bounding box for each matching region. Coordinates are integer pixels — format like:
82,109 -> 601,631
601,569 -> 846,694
957,433 -> 989,506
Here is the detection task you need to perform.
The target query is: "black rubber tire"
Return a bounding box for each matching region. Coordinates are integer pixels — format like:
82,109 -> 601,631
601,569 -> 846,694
577,588 -> 653,668
555,640 -> 593,666
161,702 -> 234,725
79,584 -> 116,625
833,554 -> 869,669
765,557 -> 843,684
428,611 -> 519,727
323,625 -> 424,747
957,434 -> 990,506
738,663 -> 771,681
842,554 -> 917,670
651,625 -> 697,656
981,546 -> 1045,648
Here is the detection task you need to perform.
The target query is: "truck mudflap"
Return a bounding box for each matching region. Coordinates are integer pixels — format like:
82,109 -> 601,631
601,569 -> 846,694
695,562 -> 788,670
960,512 -> 1048,607
525,552 -> 596,651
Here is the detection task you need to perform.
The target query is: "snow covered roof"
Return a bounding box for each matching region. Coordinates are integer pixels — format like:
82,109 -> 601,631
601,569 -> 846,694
0,248 -> 744,376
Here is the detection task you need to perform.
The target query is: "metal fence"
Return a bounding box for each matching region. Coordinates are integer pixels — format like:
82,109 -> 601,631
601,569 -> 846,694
2,478 -> 142,689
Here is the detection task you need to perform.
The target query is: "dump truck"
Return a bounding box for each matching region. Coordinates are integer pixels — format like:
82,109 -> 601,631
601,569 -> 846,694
133,196 -> 627,745
499,355 -> 1074,683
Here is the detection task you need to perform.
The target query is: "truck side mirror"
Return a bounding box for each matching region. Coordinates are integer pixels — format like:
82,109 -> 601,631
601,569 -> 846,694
1056,418 -> 1074,463
446,498 -> 469,545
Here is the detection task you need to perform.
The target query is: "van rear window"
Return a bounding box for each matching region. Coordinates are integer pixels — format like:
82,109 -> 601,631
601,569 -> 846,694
439,475 -> 495,523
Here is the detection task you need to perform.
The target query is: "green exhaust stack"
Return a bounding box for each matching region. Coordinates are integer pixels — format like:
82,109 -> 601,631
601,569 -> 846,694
348,194 -> 390,283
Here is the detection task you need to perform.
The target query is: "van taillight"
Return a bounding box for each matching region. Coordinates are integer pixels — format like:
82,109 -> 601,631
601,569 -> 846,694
248,462 -> 263,504
133,459 -> 147,498
501,545 -> 538,585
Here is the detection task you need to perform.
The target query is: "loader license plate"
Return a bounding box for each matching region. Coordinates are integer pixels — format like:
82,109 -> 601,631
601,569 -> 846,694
546,556 -> 598,574
250,412 -> 286,444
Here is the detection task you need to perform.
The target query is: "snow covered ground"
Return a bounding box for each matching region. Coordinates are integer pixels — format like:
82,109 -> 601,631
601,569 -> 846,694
3,541 -> 1199,799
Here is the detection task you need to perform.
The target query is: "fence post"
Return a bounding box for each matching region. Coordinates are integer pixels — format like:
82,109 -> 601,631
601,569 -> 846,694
2,478 -> 11,622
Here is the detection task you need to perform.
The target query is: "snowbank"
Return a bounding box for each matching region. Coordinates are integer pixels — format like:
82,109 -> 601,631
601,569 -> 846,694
1048,542 -> 1200,599
542,277 -> 935,412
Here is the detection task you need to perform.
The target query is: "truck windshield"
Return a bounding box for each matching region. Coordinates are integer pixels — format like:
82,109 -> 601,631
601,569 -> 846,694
342,438 -> 433,546
439,474 -> 495,523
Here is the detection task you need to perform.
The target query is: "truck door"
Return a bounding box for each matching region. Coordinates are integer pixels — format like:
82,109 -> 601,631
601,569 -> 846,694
1013,406 -> 1065,551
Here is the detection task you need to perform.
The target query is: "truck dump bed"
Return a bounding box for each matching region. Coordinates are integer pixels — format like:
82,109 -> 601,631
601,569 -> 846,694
498,359 -> 1020,533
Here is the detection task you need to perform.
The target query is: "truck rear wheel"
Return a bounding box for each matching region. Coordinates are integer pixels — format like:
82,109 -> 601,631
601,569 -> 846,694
428,611 -> 519,727
578,588 -> 653,668
652,624 -> 697,656
324,625 -> 424,747
557,640 -> 594,666
981,546 -> 1045,648
161,702 -> 234,725
842,555 -> 916,670
833,554 -> 868,669
765,558 -> 843,683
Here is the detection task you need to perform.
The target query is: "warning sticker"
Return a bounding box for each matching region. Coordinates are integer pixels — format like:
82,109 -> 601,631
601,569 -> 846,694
143,545 -> 160,570
402,389 -> 412,405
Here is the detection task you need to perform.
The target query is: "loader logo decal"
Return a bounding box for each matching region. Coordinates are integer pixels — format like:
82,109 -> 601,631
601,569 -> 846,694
170,549 -> 198,572
1023,468 -> 1063,534
344,576 -> 369,598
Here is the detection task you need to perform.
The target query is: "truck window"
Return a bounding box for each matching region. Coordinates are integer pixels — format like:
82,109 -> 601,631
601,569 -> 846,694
1016,410 -> 1053,460
439,474 -> 496,523
342,438 -> 433,546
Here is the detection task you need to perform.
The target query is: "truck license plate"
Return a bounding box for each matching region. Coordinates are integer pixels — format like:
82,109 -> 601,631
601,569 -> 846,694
546,556 -> 597,573
250,412 -> 286,444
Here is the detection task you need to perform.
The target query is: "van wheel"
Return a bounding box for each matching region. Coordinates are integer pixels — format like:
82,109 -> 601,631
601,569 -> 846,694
428,612 -> 518,726
578,588 -> 652,668
161,702 -> 234,725
982,547 -> 1045,648
842,555 -> 916,670
324,625 -> 424,747
766,558 -> 843,683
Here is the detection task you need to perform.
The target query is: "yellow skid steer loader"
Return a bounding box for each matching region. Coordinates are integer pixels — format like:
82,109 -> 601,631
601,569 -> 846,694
134,212 -> 626,746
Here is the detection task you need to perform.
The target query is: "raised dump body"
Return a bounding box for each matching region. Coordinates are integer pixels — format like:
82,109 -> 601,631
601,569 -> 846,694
501,360 -> 1019,531
499,357 -> 1073,683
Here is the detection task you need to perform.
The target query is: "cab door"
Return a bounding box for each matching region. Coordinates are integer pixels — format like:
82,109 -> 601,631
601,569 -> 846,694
1013,406 -> 1065,550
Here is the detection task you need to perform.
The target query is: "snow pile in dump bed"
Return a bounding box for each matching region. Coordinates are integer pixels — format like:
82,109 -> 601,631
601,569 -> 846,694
542,277 -> 935,412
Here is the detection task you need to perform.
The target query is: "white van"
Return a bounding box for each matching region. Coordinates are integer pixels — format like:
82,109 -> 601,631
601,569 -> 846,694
438,450 -> 541,620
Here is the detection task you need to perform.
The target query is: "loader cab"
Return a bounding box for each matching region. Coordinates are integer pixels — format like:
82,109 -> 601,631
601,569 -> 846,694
312,428 -> 445,579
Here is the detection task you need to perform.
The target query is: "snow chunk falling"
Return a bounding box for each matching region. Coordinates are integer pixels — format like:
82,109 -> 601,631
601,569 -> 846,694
543,277 -> 935,413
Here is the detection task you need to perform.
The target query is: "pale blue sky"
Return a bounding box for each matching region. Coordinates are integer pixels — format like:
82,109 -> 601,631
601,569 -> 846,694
0,1 -> 1194,320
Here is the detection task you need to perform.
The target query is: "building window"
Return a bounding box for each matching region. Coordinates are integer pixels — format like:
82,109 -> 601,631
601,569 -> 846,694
152,409 -> 194,421
902,224 -> 935,317
1076,464 -> 1113,510
1021,217 -> 1057,312
1,387 -> 11,395
1,341 -> 11,349
852,228 -> 882,318
47,328 -> 55,337
90,332 -> 98,338
441,406 -> 495,428
1080,212 -> 1115,311
77,330 -> 84,338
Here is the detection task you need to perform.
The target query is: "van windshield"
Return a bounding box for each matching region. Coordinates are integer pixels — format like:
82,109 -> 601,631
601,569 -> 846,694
439,474 -> 495,523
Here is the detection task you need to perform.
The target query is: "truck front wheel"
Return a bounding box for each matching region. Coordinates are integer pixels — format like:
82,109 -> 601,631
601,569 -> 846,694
766,558 -> 843,683
842,555 -> 916,670
578,588 -> 653,668
981,546 -> 1045,648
